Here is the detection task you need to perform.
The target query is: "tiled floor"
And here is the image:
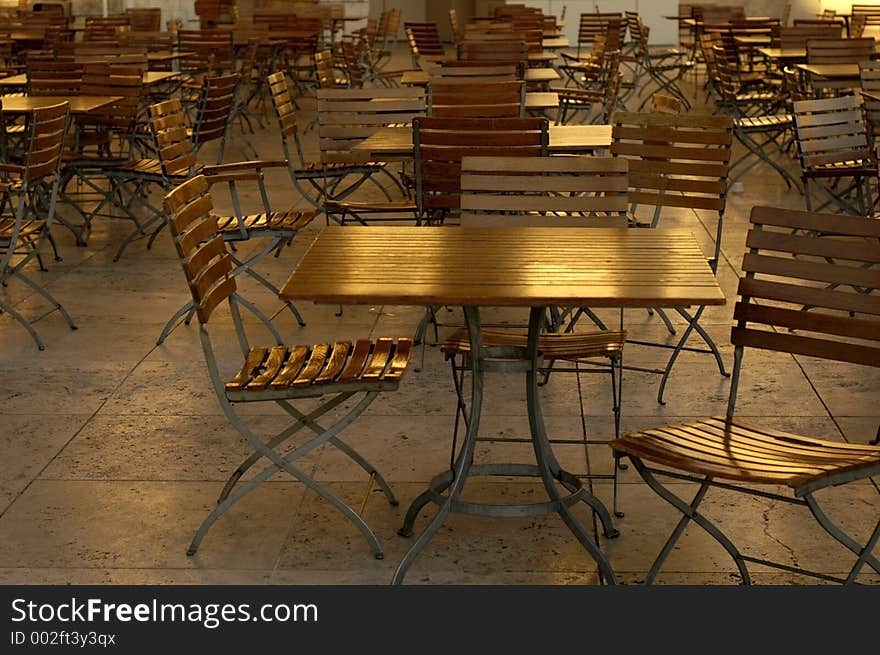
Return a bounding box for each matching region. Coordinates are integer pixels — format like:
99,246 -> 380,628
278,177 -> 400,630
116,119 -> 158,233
1,49 -> 878,585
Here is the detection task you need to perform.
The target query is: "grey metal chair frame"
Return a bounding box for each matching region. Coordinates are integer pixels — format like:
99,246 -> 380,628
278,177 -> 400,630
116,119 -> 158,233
0,101 -> 76,350
164,175 -> 412,559
612,205 -> 880,584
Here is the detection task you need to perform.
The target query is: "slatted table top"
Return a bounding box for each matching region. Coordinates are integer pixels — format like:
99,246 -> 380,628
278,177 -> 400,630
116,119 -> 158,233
281,227 -> 726,308
402,67 -> 560,86
542,37 -> 570,49
0,71 -> 179,87
795,62 -> 861,78
0,95 -> 123,114
352,124 -> 612,158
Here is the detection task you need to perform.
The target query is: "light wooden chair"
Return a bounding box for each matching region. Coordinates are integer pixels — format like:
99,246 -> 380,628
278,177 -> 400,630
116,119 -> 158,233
607,110 -> 734,404
164,174 -> 412,560
792,94 -> 878,216
859,60 -> 880,145
0,101 -> 75,350
612,205 -> 880,585
145,98 -> 314,344
316,86 -> 426,226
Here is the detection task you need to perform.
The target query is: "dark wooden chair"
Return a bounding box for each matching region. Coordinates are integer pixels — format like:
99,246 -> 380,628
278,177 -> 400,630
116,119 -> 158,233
612,205 -> 880,585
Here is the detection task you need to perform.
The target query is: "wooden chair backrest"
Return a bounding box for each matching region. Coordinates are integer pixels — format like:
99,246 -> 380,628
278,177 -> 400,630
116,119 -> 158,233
26,59 -> 83,95
78,62 -> 144,134
148,99 -> 197,177
459,155 -> 629,227
316,86 -> 427,164
314,48 -> 343,88
177,28 -> 234,74
459,39 -> 528,62
405,21 -> 444,56
164,174 -> 235,325
21,101 -> 68,186
84,15 -> 130,42
125,8 -> 162,32
192,73 -> 237,149
860,60 -> 880,135
413,116 -> 548,216
792,94 -> 871,169
779,26 -> 842,48
117,30 -> 175,51
577,12 -> 622,51
611,111 -> 734,214
268,70 -> 299,140
806,37 -> 875,64
733,205 -> 880,367
339,38 -> 364,88
428,79 -> 524,118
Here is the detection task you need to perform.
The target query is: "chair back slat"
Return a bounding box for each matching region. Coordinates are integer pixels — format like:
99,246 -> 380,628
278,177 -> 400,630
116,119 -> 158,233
793,94 -> 871,169
732,206 -> 880,367
163,175 -> 236,324
147,99 -> 197,177
806,37 -> 875,64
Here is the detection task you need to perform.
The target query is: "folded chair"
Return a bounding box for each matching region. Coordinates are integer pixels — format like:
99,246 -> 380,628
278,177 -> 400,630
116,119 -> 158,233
612,205 -> 880,585
164,175 -> 412,559
0,101 -> 76,350
439,155 -> 631,516
149,98 -> 314,345
792,94 -> 879,216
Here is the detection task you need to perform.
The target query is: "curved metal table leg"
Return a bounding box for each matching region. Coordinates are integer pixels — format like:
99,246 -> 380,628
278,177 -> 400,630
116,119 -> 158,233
392,306 -> 484,585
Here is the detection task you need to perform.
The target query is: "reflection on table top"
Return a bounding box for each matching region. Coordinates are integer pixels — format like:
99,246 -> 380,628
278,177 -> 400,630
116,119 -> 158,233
281,226 -> 726,308
352,124 -> 612,157
0,95 -> 123,114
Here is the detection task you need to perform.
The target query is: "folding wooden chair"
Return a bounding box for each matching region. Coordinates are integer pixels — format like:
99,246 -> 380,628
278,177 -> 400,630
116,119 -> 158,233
164,175 -> 412,559
612,205 -> 880,585
0,101 -> 75,350
792,94 -> 879,217
106,73 -> 239,261
147,98 -> 314,344
316,86 -> 426,226
604,111 -> 734,404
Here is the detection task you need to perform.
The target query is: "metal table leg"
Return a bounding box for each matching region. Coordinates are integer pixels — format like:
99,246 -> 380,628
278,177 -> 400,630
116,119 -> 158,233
392,305 -> 619,585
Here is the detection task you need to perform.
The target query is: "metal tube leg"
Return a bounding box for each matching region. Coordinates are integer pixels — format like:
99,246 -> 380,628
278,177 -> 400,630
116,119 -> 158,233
804,494 -> 880,581
156,300 -> 196,345
0,296 -> 45,350
392,306 -> 485,585
631,459 -> 751,585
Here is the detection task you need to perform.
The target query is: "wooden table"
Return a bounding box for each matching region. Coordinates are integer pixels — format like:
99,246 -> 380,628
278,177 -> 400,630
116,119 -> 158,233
401,68 -> 560,87
0,95 -> 123,114
796,62 -> 862,91
0,71 -> 179,88
756,47 -> 809,64
353,124 -> 612,159
542,36 -> 569,49
280,225 -> 725,585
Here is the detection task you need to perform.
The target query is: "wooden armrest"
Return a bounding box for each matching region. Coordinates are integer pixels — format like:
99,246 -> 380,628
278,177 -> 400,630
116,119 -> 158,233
204,172 -> 263,185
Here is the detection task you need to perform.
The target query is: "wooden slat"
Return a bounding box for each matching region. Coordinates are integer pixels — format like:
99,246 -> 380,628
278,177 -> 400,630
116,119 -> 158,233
731,326 -> 880,366
245,346 -> 288,391
270,345 -> 310,388
742,252 -> 880,289
292,344 -> 330,386
336,339 -> 371,382
315,341 -> 352,383
746,229 -> 880,263
734,301 -> 880,342
226,347 -> 268,391
362,338 -> 393,379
